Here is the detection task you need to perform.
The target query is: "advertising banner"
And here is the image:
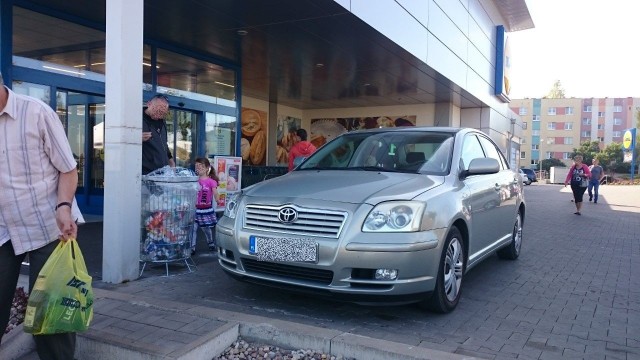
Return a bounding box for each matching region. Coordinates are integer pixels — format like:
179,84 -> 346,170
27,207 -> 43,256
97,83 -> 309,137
212,156 -> 242,212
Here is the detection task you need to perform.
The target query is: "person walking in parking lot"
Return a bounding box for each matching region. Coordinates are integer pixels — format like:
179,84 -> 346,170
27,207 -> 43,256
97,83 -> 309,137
0,72 -> 79,359
564,155 -> 591,215
588,158 -> 604,204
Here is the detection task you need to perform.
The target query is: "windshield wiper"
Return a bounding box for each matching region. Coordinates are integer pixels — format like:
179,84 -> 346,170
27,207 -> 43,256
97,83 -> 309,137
346,166 -> 401,172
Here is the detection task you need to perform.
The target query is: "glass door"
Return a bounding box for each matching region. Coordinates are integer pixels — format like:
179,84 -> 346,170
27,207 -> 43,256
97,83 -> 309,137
166,109 -> 198,168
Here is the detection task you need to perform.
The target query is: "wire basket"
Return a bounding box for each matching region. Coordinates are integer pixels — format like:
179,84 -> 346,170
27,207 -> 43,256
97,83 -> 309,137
140,167 -> 199,267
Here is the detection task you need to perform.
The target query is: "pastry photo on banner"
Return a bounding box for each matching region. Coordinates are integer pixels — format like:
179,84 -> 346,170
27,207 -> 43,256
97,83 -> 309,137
276,115 -> 302,166
310,115 -> 416,147
240,108 -> 267,166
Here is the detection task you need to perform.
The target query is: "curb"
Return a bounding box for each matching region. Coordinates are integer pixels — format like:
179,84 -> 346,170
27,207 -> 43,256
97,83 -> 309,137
0,324 -> 34,360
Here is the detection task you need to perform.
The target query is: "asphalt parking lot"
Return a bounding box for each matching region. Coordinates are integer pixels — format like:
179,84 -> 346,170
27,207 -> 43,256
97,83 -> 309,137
76,184 -> 640,359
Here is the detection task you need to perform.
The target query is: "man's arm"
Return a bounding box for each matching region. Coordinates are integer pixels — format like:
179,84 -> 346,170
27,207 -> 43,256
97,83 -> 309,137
57,168 -> 78,240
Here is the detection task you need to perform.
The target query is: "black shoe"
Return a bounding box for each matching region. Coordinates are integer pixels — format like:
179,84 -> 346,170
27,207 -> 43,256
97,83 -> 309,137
589,196 -> 592,202
574,212 -> 581,215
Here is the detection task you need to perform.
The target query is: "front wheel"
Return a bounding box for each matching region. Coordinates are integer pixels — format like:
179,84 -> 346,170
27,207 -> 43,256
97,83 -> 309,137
497,212 -> 522,260
423,227 -> 465,313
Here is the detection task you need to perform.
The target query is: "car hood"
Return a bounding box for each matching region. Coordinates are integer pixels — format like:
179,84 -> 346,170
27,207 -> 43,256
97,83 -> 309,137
243,170 -> 444,204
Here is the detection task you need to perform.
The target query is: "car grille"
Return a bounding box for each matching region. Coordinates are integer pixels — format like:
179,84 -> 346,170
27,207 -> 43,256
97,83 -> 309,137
242,259 -> 334,285
243,205 -> 347,238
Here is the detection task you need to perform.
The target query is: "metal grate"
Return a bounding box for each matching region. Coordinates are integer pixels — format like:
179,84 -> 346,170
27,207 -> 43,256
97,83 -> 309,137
242,259 -> 334,285
243,205 -> 347,238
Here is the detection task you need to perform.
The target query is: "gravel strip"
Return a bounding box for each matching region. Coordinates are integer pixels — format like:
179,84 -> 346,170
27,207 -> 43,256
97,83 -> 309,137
214,337 -> 356,360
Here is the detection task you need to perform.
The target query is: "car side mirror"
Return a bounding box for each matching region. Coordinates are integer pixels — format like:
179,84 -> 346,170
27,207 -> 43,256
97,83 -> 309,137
460,158 -> 500,179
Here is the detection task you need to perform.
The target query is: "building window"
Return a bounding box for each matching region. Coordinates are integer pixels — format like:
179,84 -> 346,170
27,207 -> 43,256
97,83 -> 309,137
598,112 -> 604,117
531,159 -> 537,166
613,131 -> 622,138
522,121 -> 528,129
598,137 -> 604,142
547,122 -> 556,130
565,107 -> 573,115
564,122 -> 573,130
581,131 -> 591,137
583,105 -> 592,112
548,107 -> 557,115
597,124 -> 604,130
531,144 -> 539,150
521,138 -> 526,144
563,152 -> 570,159
582,118 -> 591,125
532,115 -> 540,121
519,107 -> 528,115
520,151 -> 526,159
614,105 -> 622,112
532,130 -> 540,135
614,118 -> 622,125
564,137 -> 573,145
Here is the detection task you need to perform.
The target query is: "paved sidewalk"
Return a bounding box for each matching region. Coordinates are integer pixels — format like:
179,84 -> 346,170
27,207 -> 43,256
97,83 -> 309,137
2,184 -> 639,359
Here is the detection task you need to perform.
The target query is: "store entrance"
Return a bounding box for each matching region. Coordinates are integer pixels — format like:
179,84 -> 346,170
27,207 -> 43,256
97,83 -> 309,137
166,108 -> 198,168
63,92 -> 106,214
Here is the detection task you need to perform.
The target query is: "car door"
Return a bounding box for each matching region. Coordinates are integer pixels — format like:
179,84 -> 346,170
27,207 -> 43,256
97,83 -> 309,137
477,135 -> 518,243
459,134 -> 501,256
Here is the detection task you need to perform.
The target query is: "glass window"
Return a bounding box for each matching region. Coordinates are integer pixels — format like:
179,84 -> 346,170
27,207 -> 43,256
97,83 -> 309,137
519,107 -> 527,115
532,115 -> 540,121
90,104 -> 105,189
564,122 -> 573,130
531,144 -> 539,150
66,99 -> 86,188
582,118 -> 590,125
166,109 -> 198,168
547,107 -> 556,115
460,135 -> 485,170
613,131 -> 621,137
597,124 -> 604,130
614,105 -> 622,112
205,112 -> 237,157
583,106 -> 592,112
477,136 -> 508,170
12,81 -> 51,104
547,122 -> 555,130
521,138 -> 526,144
13,7 -> 106,82
565,107 -> 573,115
522,121 -> 527,129
614,118 -> 622,125
156,49 -> 236,106
581,131 -> 591,137
564,137 -> 573,145
532,130 -> 540,136
598,112 -> 604,117
520,151 -> 526,159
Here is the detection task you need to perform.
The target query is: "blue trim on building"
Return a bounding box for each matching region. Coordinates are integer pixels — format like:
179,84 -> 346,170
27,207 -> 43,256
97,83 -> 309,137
0,0 -> 13,84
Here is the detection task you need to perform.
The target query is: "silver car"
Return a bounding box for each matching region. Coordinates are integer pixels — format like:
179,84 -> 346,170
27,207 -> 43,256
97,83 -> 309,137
216,127 -> 525,312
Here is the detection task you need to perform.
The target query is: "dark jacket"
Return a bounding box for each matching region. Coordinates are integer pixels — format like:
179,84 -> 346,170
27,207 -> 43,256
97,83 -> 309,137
142,111 -> 173,175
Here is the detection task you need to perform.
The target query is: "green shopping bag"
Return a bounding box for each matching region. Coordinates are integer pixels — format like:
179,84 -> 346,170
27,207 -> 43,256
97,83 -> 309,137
23,239 -> 94,334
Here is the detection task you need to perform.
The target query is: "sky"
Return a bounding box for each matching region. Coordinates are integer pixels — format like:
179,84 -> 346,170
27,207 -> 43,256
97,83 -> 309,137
508,0 -> 640,99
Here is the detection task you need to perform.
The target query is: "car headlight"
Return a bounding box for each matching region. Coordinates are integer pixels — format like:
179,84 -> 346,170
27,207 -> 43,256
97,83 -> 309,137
223,192 -> 242,219
362,201 -> 425,232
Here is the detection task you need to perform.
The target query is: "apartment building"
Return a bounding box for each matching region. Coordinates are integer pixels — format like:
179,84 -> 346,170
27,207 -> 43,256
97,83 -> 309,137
511,97 -> 639,169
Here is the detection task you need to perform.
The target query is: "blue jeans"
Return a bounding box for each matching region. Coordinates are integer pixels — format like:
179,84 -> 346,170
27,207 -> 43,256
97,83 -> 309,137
588,180 -> 600,202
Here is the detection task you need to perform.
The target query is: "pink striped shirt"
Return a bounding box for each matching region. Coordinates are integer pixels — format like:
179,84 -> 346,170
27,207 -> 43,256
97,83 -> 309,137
0,87 -> 77,254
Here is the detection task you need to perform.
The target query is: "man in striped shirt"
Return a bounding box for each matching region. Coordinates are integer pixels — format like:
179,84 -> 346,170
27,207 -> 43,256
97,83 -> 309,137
0,73 -> 79,359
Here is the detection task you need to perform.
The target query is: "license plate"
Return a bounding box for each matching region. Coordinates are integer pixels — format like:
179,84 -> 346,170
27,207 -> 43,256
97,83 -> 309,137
249,236 -> 317,262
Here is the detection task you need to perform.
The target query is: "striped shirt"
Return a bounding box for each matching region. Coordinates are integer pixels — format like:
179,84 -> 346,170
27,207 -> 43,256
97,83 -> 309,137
0,87 -> 77,255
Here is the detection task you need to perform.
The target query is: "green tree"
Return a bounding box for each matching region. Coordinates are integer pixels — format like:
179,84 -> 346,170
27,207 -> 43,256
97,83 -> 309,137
570,140 -> 600,165
599,142 -> 624,171
545,80 -> 566,99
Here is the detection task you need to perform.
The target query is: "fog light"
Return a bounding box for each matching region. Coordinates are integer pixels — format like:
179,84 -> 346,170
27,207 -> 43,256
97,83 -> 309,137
375,269 -> 398,280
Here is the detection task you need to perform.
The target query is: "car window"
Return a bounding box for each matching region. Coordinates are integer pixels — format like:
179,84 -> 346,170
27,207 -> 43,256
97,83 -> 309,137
477,135 -> 509,170
300,131 -> 453,175
460,134 -> 484,170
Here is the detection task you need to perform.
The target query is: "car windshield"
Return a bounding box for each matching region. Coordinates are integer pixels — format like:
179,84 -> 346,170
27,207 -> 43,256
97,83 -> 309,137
297,131 -> 454,175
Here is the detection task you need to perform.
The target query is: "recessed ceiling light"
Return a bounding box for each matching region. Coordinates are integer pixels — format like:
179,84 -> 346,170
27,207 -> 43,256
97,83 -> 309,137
364,83 -> 371,86
237,30 -> 248,36
315,63 -> 324,68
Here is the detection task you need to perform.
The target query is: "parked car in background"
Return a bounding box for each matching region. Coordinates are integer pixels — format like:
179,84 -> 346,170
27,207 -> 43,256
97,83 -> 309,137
520,168 -> 538,183
217,127 -> 526,313
519,169 -> 531,185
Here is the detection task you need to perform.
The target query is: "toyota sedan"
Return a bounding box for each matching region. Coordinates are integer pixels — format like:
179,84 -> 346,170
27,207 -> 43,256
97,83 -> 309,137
216,127 -> 525,312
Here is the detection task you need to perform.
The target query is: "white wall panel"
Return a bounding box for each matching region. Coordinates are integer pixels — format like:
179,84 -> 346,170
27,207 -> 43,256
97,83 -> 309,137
351,0 -> 428,62
468,18 -> 494,66
433,0 -> 469,37
426,32 -> 467,88
428,1 -> 468,63
467,43 -> 493,85
468,0 -> 496,46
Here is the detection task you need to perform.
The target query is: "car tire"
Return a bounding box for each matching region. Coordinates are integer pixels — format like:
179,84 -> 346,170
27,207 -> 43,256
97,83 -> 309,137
497,212 -> 522,260
423,226 -> 465,313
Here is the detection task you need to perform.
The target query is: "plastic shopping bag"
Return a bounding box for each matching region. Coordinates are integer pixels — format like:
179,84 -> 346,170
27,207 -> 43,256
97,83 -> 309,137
23,239 -> 94,334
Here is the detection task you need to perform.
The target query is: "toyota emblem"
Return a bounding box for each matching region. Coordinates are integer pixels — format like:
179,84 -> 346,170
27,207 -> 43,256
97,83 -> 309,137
278,207 -> 298,223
